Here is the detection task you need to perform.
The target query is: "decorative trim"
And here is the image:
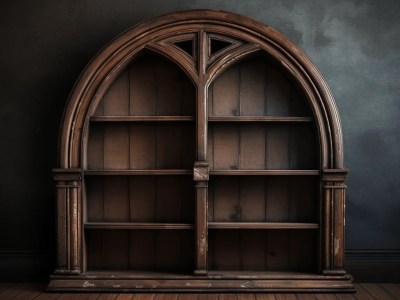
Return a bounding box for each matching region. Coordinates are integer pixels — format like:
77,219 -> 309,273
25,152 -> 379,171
193,161 -> 209,181
345,250 -> 400,283
345,249 -> 400,261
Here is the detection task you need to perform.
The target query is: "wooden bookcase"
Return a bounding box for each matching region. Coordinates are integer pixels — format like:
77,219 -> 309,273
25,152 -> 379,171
49,10 -> 354,292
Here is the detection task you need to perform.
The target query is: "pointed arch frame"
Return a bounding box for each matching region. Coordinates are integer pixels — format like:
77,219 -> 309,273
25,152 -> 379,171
59,10 -> 344,170
52,10 -> 351,291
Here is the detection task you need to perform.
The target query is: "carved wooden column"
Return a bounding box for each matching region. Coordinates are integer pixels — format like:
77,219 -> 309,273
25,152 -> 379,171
53,168 -> 82,275
194,30 -> 209,276
194,161 -> 209,275
322,169 -> 348,275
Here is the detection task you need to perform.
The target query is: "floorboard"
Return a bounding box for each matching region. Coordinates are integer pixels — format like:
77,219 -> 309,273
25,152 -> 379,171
0,283 -> 399,300
360,283 -> 396,300
380,283 -> 400,299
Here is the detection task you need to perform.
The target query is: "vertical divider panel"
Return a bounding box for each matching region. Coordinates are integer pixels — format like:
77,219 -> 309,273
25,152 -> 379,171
194,30 -> 209,275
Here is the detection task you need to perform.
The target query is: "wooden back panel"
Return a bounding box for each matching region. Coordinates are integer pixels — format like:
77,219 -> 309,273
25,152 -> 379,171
95,51 -> 195,117
208,54 -> 312,117
85,51 -> 196,272
207,53 -> 319,273
208,229 -> 316,272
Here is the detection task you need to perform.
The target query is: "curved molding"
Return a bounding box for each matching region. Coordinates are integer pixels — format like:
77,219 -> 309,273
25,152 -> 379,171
58,9 -> 344,169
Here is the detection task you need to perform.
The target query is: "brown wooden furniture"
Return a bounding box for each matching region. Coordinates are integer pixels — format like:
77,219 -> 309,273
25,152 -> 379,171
49,10 -> 353,292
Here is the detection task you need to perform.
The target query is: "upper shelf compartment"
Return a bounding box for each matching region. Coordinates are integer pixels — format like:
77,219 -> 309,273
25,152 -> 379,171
208,53 -> 313,118
93,51 -> 196,118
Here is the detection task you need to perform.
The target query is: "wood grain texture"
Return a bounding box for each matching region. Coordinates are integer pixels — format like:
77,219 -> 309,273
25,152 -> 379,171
54,9 -> 349,292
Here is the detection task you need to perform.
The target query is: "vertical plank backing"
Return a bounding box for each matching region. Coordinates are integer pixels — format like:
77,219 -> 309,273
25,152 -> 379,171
210,230 -> 241,270
266,231 -> 290,271
86,230 -> 104,270
87,124 -> 104,169
290,177 -> 317,222
156,176 -> 181,222
130,124 -> 156,169
130,176 -> 156,222
102,230 -> 130,270
156,230 -> 181,271
156,124 -> 182,168
180,176 -> 195,223
103,123 -> 130,169
130,231 -> 156,270
240,124 -> 266,169
103,176 -> 130,222
240,177 -> 265,222
210,64 -> 240,116
241,230 -> 266,270
266,63 -> 290,116
208,176 -> 215,222
212,176 -> 240,222
240,56 -> 266,116
289,230 -> 316,272
266,177 -> 290,222
213,124 -> 239,170
290,86 -> 313,117
181,75 -> 196,116
266,125 -> 290,169
103,70 -> 129,116
156,58 -> 183,115
290,124 -> 317,169
86,177 -> 104,222
207,125 -> 214,169
181,123 -> 196,169
129,55 -> 156,116
179,230 -> 195,271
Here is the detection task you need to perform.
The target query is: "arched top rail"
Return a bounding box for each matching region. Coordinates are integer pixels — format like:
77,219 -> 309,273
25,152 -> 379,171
58,9 -> 343,169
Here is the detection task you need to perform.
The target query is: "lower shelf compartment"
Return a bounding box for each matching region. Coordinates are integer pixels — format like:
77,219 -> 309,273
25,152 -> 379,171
86,230 -> 194,271
48,271 -> 355,292
208,229 -> 317,273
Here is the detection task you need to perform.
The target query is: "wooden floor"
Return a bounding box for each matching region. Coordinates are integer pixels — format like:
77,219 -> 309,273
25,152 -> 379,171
1,283 -> 400,300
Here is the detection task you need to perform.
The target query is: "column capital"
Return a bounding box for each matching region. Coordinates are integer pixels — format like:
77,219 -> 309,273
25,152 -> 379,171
194,161 -> 209,181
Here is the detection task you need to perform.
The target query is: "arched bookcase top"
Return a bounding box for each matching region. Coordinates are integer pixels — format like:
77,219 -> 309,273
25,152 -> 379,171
58,9 -> 344,169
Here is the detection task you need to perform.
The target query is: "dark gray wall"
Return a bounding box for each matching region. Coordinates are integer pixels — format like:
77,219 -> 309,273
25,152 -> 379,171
0,0 -> 399,281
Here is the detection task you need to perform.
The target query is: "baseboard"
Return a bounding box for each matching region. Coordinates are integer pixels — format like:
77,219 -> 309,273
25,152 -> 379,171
0,250 -> 52,282
0,249 -> 399,282
345,249 -> 400,283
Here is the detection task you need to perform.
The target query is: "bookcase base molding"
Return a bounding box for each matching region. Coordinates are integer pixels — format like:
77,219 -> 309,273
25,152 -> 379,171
50,10 -> 353,293
48,273 -> 354,292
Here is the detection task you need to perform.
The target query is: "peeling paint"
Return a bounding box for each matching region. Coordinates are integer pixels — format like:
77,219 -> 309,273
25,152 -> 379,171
199,230 -> 207,256
82,281 -> 95,288
240,281 -> 252,288
334,237 -> 340,255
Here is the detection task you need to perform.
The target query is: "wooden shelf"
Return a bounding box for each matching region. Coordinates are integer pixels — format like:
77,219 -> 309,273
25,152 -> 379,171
208,116 -> 313,122
90,116 -> 194,122
85,222 -> 194,230
84,170 -> 319,176
208,222 -> 319,229
210,170 -> 319,176
84,169 -> 192,175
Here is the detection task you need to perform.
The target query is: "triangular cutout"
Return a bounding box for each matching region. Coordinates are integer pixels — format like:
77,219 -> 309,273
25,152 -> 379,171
173,39 -> 194,57
210,39 -> 232,55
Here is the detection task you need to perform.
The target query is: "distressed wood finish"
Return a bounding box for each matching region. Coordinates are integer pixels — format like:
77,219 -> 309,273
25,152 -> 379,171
51,10 -> 352,292
3,283 -> 400,299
